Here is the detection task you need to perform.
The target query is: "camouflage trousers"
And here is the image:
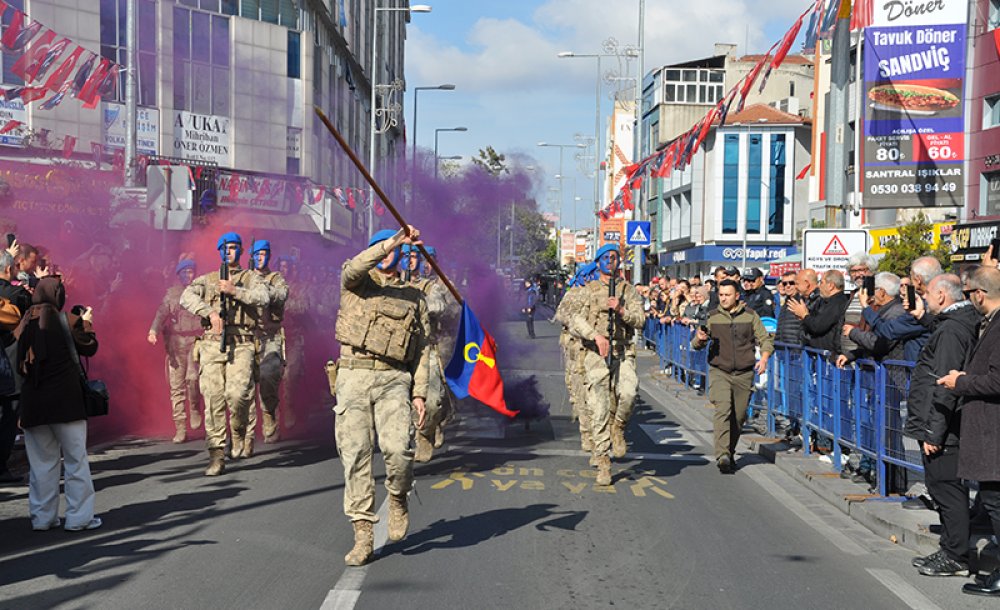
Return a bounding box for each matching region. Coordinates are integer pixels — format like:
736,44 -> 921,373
583,350 -> 638,457
166,335 -> 201,427
415,350 -> 450,441
335,366 -> 415,523
249,332 -> 284,438
563,344 -> 590,437
197,338 -> 258,451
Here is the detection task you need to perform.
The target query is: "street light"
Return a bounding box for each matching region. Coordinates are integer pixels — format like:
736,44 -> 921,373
434,127 -> 467,180
411,83 -> 456,183
557,48 -> 639,244
537,142 -> 585,232
368,2 -> 432,238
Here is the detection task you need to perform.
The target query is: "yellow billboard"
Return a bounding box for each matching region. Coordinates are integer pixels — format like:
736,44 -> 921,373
868,223 -> 953,255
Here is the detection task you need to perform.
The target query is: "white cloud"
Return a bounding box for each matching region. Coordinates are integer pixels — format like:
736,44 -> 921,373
408,0 -> 812,96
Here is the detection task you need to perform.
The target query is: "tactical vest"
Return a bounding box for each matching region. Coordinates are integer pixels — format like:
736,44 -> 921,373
583,280 -> 635,347
336,271 -> 422,364
202,269 -> 261,332
260,270 -> 286,332
164,285 -> 204,336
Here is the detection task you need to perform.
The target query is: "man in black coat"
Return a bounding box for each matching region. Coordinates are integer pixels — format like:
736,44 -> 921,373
774,271 -> 803,345
906,274 -> 979,577
794,270 -> 850,356
938,266 -> 1000,595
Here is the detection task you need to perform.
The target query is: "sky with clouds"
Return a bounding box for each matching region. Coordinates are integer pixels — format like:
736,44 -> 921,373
404,0 -> 813,229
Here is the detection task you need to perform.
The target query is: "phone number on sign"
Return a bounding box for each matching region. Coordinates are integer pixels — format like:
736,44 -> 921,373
869,181 -> 959,196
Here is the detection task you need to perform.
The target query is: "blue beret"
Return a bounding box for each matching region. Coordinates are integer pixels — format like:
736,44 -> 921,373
216,232 -> 242,250
252,239 -> 271,254
368,229 -> 398,247
175,259 -> 196,275
594,244 -> 620,261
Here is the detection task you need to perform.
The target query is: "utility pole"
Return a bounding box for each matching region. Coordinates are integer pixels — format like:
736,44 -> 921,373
631,0 -> 645,285
826,0 -> 851,228
123,0 -> 137,187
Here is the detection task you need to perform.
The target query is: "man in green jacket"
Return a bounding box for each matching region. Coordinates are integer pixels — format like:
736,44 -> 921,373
692,279 -> 773,473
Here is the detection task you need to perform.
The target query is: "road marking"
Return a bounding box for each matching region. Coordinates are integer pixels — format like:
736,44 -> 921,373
630,476 -> 674,499
320,497 -> 390,610
443,445 -> 708,463
865,569 -> 942,610
742,467 -> 869,556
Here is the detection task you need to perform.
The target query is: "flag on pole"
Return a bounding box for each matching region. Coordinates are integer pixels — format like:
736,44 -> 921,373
796,163 -> 811,180
62,135 -> 75,158
445,302 -> 517,417
0,120 -> 20,134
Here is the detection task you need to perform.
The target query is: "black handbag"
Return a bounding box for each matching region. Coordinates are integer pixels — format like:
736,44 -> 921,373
58,313 -> 109,417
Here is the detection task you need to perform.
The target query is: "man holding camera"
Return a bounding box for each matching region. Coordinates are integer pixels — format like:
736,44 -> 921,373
692,279 -> 773,474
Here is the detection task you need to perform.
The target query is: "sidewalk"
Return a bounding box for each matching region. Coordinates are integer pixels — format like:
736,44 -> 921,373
637,350 -> 1000,568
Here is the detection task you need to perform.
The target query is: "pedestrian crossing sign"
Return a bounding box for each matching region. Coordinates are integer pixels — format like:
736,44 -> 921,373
626,221 -> 651,245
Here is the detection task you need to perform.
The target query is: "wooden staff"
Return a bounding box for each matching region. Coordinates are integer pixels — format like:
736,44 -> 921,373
314,106 -> 464,305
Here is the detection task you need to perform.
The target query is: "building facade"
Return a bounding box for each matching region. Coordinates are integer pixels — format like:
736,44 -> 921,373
0,0 -> 413,243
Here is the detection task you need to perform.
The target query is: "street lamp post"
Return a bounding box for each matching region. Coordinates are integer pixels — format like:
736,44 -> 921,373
631,0 -> 645,287
434,127 -> 467,180
537,142 -> 585,232
410,83 -> 456,183
368,3 -> 432,239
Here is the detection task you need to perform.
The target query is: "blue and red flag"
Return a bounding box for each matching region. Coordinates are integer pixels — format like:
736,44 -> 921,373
445,302 -> 517,417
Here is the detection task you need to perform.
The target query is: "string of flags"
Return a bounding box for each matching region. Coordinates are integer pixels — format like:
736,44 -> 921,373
310,185 -> 387,215
600,0 -> 854,220
0,1 -> 122,135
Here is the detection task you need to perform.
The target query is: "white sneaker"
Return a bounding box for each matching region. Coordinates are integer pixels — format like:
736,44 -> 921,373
65,517 -> 102,532
32,518 -> 61,531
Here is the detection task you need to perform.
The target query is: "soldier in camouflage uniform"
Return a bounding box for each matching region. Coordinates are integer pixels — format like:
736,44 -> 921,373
554,263 -> 597,452
335,227 -> 430,566
276,256 -> 307,433
147,258 -> 204,444
401,245 -> 459,462
567,245 -> 644,485
180,233 -> 269,476
245,240 -> 289,453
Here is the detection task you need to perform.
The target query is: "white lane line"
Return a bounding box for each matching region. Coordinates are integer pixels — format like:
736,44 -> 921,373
866,569 -> 942,610
742,466 -> 869,556
320,497 -> 390,610
442,445 -> 708,463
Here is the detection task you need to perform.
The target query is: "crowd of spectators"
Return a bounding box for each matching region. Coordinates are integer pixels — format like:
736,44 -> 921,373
646,249 -> 1000,592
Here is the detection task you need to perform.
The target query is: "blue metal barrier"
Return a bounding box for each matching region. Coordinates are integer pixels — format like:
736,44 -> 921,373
652,322 -> 919,497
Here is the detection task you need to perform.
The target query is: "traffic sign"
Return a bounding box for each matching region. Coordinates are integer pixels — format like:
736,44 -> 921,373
626,221 -> 651,245
803,229 -> 870,285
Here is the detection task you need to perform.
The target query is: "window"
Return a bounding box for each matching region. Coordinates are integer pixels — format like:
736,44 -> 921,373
722,134 -> 740,234
770,135 -> 786,235
984,171 -> 1000,215
682,69 -> 697,82
789,80 -> 795,97
174,7 -> 230,115
991,0 -> 1000,30
100,0 -> 156,105
663,83 -> 675,102
182,0 -> 296,27
746,134 -> 762,234
0,0 -> 24,85
985,94 -> 1000,130
661,68 -> 724,105
665,69 -> 681,81
287,30 -> 300,78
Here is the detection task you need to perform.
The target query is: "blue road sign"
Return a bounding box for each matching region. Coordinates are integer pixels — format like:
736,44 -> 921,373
626,221 -> 651,246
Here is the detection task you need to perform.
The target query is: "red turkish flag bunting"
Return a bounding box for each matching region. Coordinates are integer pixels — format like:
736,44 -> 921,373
62,135 -> 76,158
0,120 -> 20,134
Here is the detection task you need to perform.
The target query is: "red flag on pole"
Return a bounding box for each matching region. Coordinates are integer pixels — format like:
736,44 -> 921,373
0,120 -> 20,134
796,163 -> 812,180
62,135 -> 76,158
11,28 -> 55,82
771,15 -> 805,72
994,28 -> 1000,60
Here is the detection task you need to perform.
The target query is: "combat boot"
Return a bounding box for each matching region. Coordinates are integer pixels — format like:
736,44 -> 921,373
204,449 -> 226,476
190,408 -> 203,430
611,418 -> 627,458
344,520 -> 374,566
433,424 -> 445,449
580,430 -> 593,453
595,455 -> 612,486
387,493 -> 409,541
262,412 -> 278,442
589,451 -> 599,467
414,433 -> 433,463
230,436 -> 244,460
172,422 -> 186,444
240,437 -> 255,458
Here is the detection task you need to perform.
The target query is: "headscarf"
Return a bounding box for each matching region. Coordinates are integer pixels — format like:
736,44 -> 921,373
14,276 -> 66,378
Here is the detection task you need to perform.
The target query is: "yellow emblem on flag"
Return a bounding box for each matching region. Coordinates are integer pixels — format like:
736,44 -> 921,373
464,342 -> 496,368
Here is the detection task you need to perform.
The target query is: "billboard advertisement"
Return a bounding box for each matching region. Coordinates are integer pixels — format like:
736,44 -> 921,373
862,0 -> 968,208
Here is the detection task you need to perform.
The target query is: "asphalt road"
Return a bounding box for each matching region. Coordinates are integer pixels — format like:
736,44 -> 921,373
0,314 -> 994,609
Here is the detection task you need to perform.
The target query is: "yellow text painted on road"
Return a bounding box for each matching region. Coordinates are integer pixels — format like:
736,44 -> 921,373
428,463 -> 673,500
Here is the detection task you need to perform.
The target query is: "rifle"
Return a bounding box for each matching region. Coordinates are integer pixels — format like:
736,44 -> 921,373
607,256 -> 619,395
219,260 -> 230,353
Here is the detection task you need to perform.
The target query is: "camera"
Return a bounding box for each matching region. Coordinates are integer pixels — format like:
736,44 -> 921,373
863,276 -> 876,296
71,304 -> 87,316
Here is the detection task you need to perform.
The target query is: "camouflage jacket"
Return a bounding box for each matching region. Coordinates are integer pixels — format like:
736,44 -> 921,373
567,277 -> 644,355
179,266 -> 269,336
150,284 -> 203,338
